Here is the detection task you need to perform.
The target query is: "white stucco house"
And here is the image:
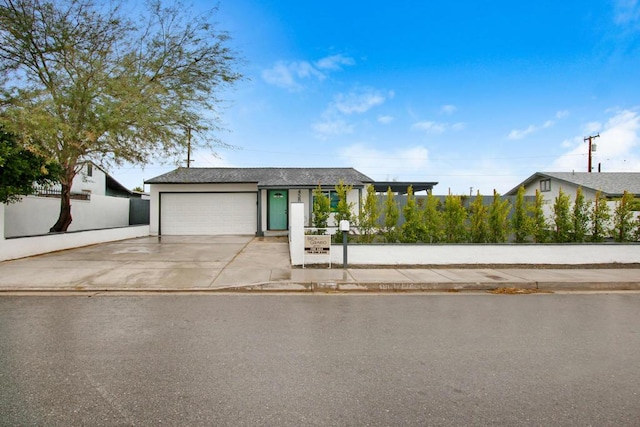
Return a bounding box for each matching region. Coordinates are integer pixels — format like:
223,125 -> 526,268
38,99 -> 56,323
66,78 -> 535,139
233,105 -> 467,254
506,172 -> 640,201
505,171 -> 640,218
145,167 -> 375,236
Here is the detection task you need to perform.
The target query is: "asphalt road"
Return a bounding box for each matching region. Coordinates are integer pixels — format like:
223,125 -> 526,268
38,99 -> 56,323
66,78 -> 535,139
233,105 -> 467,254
1,294 -> 639,426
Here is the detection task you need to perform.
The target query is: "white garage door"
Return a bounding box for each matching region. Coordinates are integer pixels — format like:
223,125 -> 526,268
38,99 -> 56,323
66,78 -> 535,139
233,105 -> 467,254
161,193 -> 257,235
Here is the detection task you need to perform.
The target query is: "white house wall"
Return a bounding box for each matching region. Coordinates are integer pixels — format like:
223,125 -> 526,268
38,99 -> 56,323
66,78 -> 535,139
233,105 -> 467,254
4,194 -> 130,238
73,165 -> 106,195
148,183 -> 258,235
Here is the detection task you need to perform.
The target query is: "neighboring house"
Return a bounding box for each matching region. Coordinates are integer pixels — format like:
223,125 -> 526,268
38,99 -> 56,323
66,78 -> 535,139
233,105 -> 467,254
506,172 -> 640,202
145,167 -> 375,236
4,161 -> 148,237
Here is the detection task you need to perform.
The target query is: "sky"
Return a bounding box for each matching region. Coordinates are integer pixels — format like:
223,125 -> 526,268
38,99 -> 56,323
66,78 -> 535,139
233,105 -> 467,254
114,0 -> 640,195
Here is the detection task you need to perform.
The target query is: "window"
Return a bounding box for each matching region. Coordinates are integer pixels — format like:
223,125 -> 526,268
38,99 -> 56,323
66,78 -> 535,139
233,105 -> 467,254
540,179 -> 551,192
313,190 -> 339,212
87,163 -> 93,177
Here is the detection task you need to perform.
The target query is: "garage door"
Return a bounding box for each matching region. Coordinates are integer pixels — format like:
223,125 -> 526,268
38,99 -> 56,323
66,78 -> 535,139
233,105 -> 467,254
161,193 -> 257,235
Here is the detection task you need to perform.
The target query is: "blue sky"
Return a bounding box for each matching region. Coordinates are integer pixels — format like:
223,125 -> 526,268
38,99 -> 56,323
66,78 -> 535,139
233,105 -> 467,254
117,0 -> 640,194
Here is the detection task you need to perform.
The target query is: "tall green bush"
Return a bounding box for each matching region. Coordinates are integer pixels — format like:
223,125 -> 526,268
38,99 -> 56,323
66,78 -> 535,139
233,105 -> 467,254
312,185 -> 330,234
383,187 -> 400,242
590,190 -> 610,242
443,194 -> 467,243
358,185 -> 380,243
571,187 -> 590,242
529,189 -> 548,243
553,188 -> 571,243
469,192 -> 490,243
401,186 -> 424,243
423,192 -> 444,243
612,191 -> 635,242
334,180 -> 354,241
511,186 -> 530,243
488,190 -> 511,243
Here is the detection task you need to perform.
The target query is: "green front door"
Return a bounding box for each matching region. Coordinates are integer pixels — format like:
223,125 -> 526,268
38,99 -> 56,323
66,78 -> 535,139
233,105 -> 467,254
268,190 -> 288,230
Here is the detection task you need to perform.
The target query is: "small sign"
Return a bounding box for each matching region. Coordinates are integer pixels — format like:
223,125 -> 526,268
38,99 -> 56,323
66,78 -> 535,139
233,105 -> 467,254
304,235 -> 331,255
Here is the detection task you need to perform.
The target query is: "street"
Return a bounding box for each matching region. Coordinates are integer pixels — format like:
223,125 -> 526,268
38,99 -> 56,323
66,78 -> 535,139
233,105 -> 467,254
1,293 -> 639,426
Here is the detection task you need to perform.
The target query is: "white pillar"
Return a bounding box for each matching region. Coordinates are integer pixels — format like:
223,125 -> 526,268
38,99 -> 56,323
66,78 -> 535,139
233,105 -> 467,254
0,204 -> 5,240
289,202 -> 304,266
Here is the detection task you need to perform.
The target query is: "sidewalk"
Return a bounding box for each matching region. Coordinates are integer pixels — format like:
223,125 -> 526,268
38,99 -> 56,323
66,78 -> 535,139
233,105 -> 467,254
0,236 -> 639,293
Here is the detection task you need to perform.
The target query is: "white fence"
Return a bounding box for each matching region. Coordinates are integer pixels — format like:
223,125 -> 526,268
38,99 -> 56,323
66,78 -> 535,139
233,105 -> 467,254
328,243 -> 640,266
0,205 -> 148,261
289,202 -> 640,266
4,194 -> 130,238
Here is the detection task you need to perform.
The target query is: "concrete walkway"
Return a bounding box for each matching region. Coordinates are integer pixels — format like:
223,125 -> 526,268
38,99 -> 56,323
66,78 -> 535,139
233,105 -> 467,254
0,236 -> 639,293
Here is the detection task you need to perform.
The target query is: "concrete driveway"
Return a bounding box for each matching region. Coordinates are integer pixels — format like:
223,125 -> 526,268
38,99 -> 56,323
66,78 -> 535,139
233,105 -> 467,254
0,236 -> 292,291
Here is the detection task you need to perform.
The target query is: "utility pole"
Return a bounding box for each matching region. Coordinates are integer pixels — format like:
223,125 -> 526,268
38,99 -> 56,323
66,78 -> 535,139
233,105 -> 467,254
584,133 -> 600,173
185,127 -> 194,168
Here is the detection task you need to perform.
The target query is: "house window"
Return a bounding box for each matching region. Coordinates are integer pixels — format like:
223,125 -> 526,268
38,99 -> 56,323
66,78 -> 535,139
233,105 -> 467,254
313,190 -> 340,212
540,179 -> 551,192
87,163 -> 93,177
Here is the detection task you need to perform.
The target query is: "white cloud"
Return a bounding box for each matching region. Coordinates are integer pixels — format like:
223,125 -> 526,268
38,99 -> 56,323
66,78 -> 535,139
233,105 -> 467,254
614,0 -> 640,26
550,109 -> 640,172
333,89 -> 391,114
377,115 -> 394,124
262,54 -> 355,91
507,110 -> 569,140
441,104 -> 457,114
338,143 -> 430,181
585,121 -> 602,134
311,119 -> 354,139
411,121 -> 465,134
314,54 -> 355,71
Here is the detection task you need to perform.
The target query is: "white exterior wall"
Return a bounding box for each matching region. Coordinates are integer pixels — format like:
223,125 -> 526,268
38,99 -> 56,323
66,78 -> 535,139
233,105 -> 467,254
148,183 -> 258,235
73,165 -> 106,195
4,194 -> 130,238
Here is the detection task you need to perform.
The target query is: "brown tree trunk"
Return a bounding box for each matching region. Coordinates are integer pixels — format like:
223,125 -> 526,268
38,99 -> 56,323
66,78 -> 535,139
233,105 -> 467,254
50,171 -> 74,232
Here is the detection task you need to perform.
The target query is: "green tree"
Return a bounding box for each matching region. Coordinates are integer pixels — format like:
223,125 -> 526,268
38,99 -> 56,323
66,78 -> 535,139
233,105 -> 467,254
0,0 -> 242,231
469,192 -> 490,243
0,127 -> 62,203
423,192 -> 444,243
334,180 -> 354,242
529,189 -> 548,243
590,191 -> 611,242
312,185 -> 330,234
612,191 -> 635,242
553,188 -> 572,243
488,190 -> 511,243
383,187 -> 400,242
443,194 -> 467,243
401,186 -> 424,243
571,187 -> 590,242
357,185 -> 380,243
511,186 -> 530,243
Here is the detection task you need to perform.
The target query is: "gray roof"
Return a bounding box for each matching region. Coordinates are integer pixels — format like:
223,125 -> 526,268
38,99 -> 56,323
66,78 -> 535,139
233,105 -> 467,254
506,172 -> 640,196
145,167 -> 374,188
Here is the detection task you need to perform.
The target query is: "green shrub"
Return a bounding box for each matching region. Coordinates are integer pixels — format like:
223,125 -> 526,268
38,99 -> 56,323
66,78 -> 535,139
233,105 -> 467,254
383,187 -> 400,242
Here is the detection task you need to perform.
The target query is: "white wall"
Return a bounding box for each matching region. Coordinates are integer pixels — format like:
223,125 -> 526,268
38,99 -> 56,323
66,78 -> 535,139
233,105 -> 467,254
0,225 -> 149,261
4,195 -> 130,238
321,243 -> 640,266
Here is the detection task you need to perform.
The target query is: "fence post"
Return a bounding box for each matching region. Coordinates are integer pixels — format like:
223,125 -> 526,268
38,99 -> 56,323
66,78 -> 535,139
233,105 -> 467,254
289,202 -> 304,266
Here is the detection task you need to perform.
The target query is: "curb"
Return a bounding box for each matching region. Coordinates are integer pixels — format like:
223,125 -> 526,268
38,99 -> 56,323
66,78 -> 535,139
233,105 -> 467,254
1,281 -> 640,294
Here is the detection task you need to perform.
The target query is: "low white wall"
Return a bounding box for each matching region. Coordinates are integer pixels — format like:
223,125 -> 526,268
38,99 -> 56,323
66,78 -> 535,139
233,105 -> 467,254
322,243 -> 640,266
0,225 -> 149,261
4,195 -> 130,238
